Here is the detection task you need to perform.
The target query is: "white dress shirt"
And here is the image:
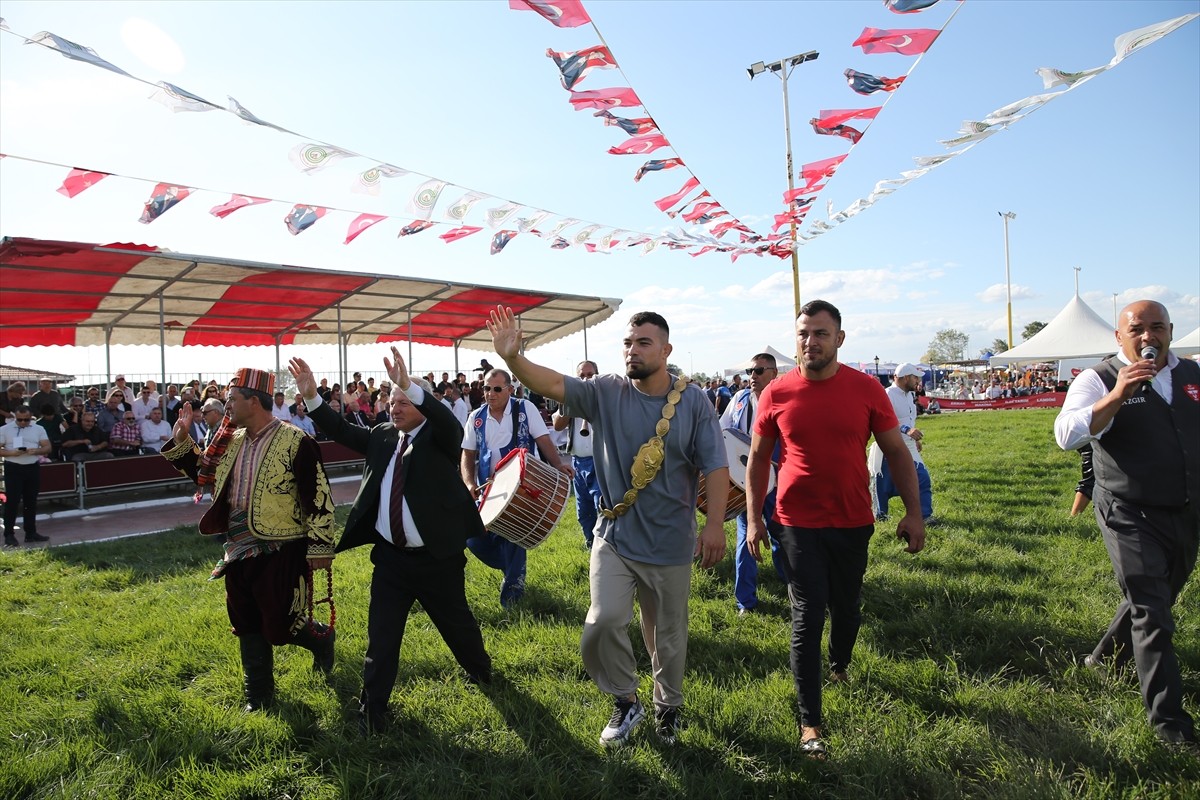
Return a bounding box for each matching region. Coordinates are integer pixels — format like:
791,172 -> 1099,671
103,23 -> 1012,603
1054,350 -> 1179,451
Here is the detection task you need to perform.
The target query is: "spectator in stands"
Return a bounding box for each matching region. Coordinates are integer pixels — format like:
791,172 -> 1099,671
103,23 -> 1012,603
374,382 -> 393,421
200,399 -> 225,447
140,406 -> 173,454
84,387 -> 104,416
29,378 -> 66,417
0,405 -> 51,546
317,378 -> 332,402
446,385 -> 469,428
144,380 -> 160,404
62,411 -> 112,462
469,380 -> 484,410
37,403 -> 66,460
97,392 -> 127,436
203,382 -> 222,403
270,391 -> 291,422
110,374 -> 135,406
66,396 -> 85,426
163,384 -> 184,425
290,401 -> 317,437
0,381 -> 27,420
132,385 -> 158,423
109,410 -> 142,456
345,398 -> 372,428
329,384 -> 343,408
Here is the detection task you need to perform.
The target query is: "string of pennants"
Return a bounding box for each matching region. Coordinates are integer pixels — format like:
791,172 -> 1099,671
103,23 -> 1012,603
513,0 -> 963,259
2,6 -> 1195,259
788,4 -> 1197,244
0,14 -> 742,259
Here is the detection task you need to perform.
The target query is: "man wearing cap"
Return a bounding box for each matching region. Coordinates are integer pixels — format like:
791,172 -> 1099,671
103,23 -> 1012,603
872,363 -> 935,525
161,367 -> 336,713
0,381 -> 27,421
290,348 -> 493,734
720,352 -> 789,615
553,360 -> 603,549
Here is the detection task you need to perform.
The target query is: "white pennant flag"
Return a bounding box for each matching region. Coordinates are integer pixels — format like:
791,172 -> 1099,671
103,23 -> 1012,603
443,191 -> 485,222
913,153 -> 956,169
516,210 -> 551,233
1034,66 -> 1107,91
28,31 -> 130,76
485,202 -> 521,229
538,217 -> 579,240
573,224 -> 601,245
1111,13 -> 1198,66
228,96 -> 293,133
983,92 -> 1059,125
939,129 -> 997,148
352,164 -> 408,196
150,81 -> 220,113
407,179 -> 447,219
289,143 -> 355,174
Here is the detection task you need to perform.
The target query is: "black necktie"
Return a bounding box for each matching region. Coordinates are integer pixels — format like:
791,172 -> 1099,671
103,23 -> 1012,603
388,434 -> 409,543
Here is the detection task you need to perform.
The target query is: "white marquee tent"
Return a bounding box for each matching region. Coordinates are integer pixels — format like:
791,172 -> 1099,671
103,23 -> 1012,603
1173,325 -> 1200,356
989,294 -> 1117,366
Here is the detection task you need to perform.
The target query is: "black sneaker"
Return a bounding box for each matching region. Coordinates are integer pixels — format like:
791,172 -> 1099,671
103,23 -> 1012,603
24,532 -> 49,543
655,706 -> 682,745
600,695 -> 644,747
3,536 -> 17,548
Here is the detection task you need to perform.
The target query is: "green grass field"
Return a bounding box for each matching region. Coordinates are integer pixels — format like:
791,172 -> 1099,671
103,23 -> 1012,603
1,408 -> 1196,799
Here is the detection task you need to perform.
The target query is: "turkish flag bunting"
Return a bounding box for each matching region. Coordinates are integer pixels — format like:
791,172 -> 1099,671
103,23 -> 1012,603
57,168 -> 110,198
345,213 -> 386,244
440,225 -> 483,244
853,27 -> 940,56
509,0 -> 591,28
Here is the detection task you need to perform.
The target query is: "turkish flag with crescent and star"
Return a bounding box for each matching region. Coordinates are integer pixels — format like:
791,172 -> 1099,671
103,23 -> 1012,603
853,27 -> 940,56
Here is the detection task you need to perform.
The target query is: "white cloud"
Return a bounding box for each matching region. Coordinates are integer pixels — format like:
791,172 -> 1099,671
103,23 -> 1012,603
977,283 -> 1036,303
120,18 -> 185,74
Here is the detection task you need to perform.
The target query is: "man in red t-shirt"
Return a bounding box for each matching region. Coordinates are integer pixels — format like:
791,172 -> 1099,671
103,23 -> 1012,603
745,299 -> 926,760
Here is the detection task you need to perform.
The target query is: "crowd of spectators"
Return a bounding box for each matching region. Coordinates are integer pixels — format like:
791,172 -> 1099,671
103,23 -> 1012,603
0,365 -> 566,467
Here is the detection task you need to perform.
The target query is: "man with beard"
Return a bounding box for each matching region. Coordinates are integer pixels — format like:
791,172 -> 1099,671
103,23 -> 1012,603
745,299 -> 925,759
487,306 -> 728,747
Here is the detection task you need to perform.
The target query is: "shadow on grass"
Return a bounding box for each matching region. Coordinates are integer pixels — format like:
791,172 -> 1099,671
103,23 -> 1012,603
41,526 -> 219,583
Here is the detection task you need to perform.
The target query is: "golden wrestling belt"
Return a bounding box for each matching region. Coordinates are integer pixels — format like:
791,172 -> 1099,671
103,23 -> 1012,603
599,374 -> 688,520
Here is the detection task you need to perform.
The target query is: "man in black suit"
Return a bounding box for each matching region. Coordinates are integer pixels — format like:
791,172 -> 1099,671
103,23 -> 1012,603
289,348 -> 492,734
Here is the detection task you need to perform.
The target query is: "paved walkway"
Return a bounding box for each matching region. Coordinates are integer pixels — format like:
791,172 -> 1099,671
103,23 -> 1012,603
3,474 -> 363,550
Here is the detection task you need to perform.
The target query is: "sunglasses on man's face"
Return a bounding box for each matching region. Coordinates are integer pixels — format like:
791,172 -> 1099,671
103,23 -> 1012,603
483,385 -> 508,393
746,367 -> 774,376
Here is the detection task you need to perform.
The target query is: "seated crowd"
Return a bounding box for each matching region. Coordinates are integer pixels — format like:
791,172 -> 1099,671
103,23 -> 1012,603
2,365 -> 547,465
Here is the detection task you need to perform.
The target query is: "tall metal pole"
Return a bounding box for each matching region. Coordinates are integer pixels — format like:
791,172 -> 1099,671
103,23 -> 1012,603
748,50 -> 818,323
780,72 -> 801,320
999,212 -> 1016,349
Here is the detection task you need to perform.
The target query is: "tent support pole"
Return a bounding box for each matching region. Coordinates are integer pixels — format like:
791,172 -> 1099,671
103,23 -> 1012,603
336,304 -> 344,385
105,329 -> 112,387
453,341 -> 459,375
582,314 -> 588,362
274,335 -> 281,380
407,311 -> 413,373
158,293 -> 167,392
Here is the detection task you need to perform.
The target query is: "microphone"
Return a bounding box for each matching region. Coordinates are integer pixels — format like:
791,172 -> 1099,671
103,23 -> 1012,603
1140,345 -> 1158,393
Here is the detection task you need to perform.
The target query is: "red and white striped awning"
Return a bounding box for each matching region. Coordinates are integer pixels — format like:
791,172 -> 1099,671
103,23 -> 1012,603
0,237 -> 620,350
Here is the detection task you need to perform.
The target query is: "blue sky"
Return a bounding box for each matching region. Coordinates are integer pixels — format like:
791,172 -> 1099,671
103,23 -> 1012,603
1,0 -> 1197,383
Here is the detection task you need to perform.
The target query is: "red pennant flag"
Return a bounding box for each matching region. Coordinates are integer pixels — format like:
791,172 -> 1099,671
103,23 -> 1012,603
799,155 -> 847,188
634,157 -> 683,182
440,225 -> 483,244
710,220 -> 739,238
689,246 -> 716,258
815,108 -> 882,127
568,87 -> 642,111
607,133 -> 670,156
285,204 -> 327,235
653,176 -> 701,212
853,27 -> 940,56
139,183 -> 191,224
209,194 -> 269,219
56,168 -> 109,198
682,201 -> 723,223
345,213 -> 386,244
509,0 -> 590,28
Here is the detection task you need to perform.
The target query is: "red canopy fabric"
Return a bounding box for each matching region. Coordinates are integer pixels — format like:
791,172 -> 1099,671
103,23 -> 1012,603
0,237 -> 620,350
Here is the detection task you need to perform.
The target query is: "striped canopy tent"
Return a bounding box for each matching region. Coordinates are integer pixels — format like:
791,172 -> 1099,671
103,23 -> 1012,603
0,237 -> 621,378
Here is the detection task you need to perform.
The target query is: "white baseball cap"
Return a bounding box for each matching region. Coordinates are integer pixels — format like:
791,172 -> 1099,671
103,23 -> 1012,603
894,363 -> 924,379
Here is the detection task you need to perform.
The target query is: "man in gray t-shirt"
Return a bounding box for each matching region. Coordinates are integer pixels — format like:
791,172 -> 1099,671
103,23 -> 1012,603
487,305 -> 729,748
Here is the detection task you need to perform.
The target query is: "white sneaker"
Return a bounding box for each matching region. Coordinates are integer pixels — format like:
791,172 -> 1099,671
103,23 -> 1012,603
600,696 -> 645,747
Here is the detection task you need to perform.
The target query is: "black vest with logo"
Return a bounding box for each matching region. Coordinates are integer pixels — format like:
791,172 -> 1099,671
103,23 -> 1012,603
1091,355 -> 1200,509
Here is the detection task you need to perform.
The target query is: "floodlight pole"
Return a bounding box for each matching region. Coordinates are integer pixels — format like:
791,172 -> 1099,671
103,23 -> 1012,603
999,211 -> 1016,350
749,49 -> 819,321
